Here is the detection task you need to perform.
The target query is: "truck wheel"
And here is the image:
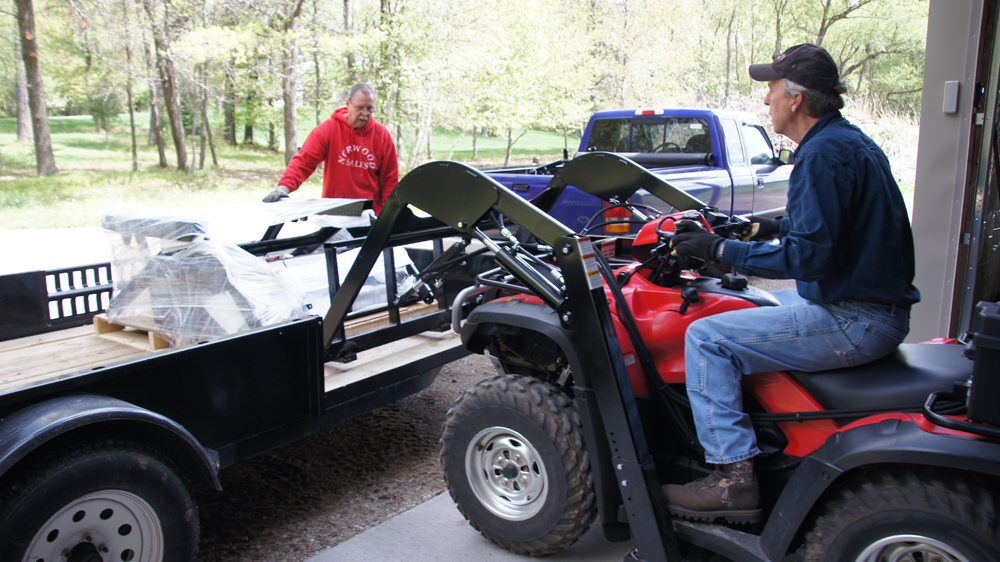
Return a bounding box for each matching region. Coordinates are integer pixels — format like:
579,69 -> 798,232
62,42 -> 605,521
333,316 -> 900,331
804,469 -> 1000,562
441,374 -> 596,555
0,439 -> 199,562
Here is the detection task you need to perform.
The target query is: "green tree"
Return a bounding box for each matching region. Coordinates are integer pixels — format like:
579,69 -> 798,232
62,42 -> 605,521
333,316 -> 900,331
15,0 -> 57,175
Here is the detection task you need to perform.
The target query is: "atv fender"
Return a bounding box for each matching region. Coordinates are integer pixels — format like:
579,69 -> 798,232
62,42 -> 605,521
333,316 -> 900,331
461,299 -> 582,366
758,416 -> 1000,561
460,298 -> 632,542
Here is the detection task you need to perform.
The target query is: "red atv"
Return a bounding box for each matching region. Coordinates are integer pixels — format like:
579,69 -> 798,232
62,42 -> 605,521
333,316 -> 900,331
388,152 -> 1000,562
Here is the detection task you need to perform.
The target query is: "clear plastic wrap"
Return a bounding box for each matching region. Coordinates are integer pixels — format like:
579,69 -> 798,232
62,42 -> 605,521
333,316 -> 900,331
270,247 -> 418,316
101,201 -> 309,347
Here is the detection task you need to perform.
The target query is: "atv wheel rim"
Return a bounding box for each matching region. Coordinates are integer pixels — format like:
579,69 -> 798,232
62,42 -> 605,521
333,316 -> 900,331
855,534 -> 971,562
23,490 -> 164,562
465,426 -> 547,521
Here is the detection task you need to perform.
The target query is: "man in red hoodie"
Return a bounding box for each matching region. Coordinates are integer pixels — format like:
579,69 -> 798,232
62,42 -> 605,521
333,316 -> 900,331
263,83 -> 399,214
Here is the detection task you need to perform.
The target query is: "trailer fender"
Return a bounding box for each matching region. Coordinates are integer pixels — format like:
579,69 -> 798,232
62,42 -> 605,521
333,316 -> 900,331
0,394 -> 221,491
759,417 -> 1000,561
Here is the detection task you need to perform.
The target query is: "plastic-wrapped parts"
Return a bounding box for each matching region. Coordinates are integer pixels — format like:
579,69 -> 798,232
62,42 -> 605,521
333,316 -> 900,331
271,247 -> 418,317
102,201 -> 309,347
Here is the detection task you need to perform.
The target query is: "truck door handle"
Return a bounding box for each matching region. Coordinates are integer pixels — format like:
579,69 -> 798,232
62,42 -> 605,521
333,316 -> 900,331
512,183 -> 530,192
756,177 -> 765,189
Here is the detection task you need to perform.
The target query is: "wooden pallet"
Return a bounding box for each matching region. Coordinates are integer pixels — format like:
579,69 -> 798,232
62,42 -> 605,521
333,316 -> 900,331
93,314 -> 171,351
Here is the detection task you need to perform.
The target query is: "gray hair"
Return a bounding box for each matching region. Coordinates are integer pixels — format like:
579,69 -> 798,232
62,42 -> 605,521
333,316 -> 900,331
347,83 -> 376,103
783,78 -> 846,118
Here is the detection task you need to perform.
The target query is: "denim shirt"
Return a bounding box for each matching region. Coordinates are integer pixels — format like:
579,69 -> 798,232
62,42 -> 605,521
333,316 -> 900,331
720,111 -> 920,307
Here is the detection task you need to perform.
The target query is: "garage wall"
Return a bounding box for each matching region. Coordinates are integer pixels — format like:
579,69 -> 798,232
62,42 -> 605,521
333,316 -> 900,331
909,0 -> 985,341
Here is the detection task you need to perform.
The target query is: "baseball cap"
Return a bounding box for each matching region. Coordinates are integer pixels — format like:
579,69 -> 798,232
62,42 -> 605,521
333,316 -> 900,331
749,43 -> 843,95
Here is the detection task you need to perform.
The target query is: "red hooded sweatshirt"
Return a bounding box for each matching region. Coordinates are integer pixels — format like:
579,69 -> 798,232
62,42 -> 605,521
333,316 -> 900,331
278,107 -> 399,213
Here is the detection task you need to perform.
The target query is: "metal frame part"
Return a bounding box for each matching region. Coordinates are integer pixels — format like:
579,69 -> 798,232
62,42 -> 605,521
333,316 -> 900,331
390,157 -> 683,561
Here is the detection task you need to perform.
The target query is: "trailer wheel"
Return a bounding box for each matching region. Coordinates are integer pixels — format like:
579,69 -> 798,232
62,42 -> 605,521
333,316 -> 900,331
0,439 -> 199,562
441,374 -> 596,555
804,469 -> 1000,562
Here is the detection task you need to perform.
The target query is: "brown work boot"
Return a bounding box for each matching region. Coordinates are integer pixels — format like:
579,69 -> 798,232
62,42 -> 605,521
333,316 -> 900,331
662,460 -> 761,524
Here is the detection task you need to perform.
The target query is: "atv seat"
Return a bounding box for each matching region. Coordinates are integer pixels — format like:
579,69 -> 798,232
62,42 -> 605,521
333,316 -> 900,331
789,343 -> 973,412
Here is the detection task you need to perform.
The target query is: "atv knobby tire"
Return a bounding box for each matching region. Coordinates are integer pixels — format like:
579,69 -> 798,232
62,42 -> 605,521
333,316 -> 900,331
805,468 -> 1000,562
441,374 -> 596,555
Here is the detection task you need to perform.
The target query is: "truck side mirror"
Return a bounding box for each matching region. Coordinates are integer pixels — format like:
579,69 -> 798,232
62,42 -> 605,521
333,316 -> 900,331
778,148 -> 795,165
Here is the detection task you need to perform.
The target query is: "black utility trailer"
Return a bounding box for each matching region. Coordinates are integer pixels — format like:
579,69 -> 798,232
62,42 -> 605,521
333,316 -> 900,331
0,198 -> 490,561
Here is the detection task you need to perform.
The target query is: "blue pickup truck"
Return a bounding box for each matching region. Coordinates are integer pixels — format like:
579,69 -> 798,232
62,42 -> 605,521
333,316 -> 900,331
486,108 -> 792,233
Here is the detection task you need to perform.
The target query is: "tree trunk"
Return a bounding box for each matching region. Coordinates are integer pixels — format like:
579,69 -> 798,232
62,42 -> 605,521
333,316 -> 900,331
425,108 -> 433,159
857,43 -> 871,92
157,44 -> 187,171
190,87 -> 199,173
245,124 -> 254,146
313,50 -> 322,126
282,38 -> 299,165
472,126 -> 478,160
199,115 -> 207,170
201,66 -> 218,166
505,128 -> 513,166
145,47 -> 168,166
724,7 -> 735,103
144,0 -> 187,171
123,0 -> 138,172
15,42 -> 32,143
407,108 -> 426,169
223,67 -> 237,145
15,0 -> 57,176
772,0 -> 786,58
344,0 -> 355,81
446,131 -> 463,160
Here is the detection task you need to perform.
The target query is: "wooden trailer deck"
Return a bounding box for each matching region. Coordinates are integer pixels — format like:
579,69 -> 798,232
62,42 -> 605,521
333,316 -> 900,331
0,302 -> 462,397
0,325 -> 147,394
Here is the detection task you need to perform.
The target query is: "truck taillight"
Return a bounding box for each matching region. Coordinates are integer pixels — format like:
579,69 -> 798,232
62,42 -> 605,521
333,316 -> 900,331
603,202 -> 631,234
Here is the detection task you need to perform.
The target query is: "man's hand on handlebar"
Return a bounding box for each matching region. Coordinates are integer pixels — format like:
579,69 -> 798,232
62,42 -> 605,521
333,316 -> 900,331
670,219 -> 725,263
740,217 -> 783,242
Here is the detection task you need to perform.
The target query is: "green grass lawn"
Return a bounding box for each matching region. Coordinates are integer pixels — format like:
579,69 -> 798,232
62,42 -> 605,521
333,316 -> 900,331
0,113 -> 578,229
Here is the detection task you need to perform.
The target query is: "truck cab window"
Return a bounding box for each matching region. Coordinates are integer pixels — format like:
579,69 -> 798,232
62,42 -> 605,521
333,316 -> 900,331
666,118 -> 712,154
588,119 -> 630,151
743,124 -> 775,165
589,117 -> 712,154
632,123 -> 667,152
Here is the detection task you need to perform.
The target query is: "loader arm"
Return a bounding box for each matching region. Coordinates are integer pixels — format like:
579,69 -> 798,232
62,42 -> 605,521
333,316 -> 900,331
388,159 -> 684,561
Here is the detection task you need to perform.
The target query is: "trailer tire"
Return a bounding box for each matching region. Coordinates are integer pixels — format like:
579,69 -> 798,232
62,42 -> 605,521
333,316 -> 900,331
804,469 -> 1000,562
440,374 -> 596,555
0,438 -> 199,562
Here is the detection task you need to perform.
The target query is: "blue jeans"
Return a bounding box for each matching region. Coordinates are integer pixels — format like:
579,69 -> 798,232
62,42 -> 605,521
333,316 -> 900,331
684,290 -> 910,464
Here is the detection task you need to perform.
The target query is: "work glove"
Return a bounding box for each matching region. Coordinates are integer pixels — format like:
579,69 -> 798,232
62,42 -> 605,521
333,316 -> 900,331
361,209 -> 377,224
670,219 -> 725,263
741,217 -> 783,242
263,185 -> 290,203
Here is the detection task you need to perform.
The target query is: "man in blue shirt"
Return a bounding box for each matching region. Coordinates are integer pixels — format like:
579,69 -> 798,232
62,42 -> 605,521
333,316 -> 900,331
663,43 -> 919,523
